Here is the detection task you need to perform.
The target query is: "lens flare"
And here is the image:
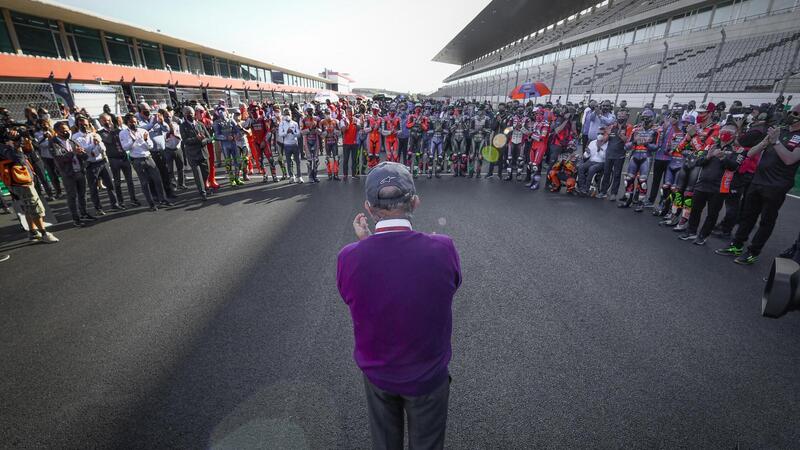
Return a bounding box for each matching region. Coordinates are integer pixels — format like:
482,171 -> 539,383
482,146 -> 500,163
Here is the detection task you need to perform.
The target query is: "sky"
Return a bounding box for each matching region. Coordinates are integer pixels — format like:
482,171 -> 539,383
53,0 -> 489,94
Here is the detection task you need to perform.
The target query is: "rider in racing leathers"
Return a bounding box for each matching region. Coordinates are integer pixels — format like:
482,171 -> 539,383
619,108 -> 659,212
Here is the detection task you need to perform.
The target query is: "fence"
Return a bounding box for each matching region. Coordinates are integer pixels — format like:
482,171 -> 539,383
0,82 -> 61,121
131,86 -> 171,109
175,87 -> 204,104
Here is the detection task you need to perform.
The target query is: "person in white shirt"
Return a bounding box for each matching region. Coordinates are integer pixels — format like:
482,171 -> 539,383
119,114 -> 171,211
278,109 -> 304,183
577,128 -> 609,196
72,116 -> 121,215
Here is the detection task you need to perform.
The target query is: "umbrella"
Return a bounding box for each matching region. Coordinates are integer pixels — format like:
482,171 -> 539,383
314,91 -> 340,103
509,81 -> 551,100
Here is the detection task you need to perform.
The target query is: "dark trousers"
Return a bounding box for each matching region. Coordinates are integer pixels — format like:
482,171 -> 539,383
61,173 -> 88,220
648,159 -> 669,203
188,158 -> 209,196
42,157 -> 62,196
150,151 -> 174,198
109,157 -> 138,204
165,147 -> 186,189
687,190 -> 726,237
718,176 -> 752,233
342,143 -> 358,177
732,183 -> 788,256
85,160 -> 118,210
285,144 -> 302,178
578,161 -> 604,193
29,158 -> 53,198
131,157 -> 166,206
398,137 -> 409,157
600,157 -> 625,196
363,376 -> 450,450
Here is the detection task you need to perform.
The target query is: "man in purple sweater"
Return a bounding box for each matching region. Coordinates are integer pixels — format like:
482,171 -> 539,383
337,161 -> 462,450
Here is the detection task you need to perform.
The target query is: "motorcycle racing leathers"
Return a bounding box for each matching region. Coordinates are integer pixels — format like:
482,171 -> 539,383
364,112 -> 383,169
505,113 -> 530,181
320,115 -> 340,180
406,109 -> 429,177
301,114 -> 321,182
527,112 -> 550,190
468,112 -> 491,178
382,112 -> 401,163
449,115 -> 469,176
426,116 -> 448,178
620,125 -> 659,210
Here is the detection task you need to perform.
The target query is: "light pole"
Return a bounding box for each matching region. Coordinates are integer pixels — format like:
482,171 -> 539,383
653,41 -> 669,105
704,29 -> 726,103
588,54 -> 598,102
614,47 -> 629,106
566,58 -> 576,103
549,62 -> 558,102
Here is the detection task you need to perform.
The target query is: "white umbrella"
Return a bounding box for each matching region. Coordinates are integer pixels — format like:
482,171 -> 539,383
314,91 -> 340,103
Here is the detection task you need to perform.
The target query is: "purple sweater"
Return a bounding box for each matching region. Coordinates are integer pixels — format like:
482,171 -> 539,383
337,230 -> 461,396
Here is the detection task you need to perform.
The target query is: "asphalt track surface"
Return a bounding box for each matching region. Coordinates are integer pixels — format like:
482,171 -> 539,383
2,167 -> 800,449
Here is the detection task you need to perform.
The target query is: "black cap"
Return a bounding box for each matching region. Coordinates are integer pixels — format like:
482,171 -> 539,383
366,162 -> 416,208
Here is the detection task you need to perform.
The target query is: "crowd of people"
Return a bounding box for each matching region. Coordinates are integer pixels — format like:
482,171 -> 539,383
1,93 -> 799,266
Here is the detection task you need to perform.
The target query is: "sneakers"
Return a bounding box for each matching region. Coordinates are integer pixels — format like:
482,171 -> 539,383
693,235 -> 708,246
297,177 -> 305,184
41,232 -> 59,243
673,221 -> 688,232
715,244 -> 743,257
95,209 -> 106,216
679,232 -> 697,241
290,176 -> 297,183
596,193 -> 607,199
81,214 -> 98,222
734,250 -> 758,265
29,230 -> 42,241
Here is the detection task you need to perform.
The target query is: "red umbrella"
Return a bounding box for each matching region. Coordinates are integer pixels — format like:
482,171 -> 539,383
509,81 -> 551,100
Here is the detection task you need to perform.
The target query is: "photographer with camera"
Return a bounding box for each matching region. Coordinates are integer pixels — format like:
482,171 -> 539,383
0,127 -> 58,243
716,103 -> 800,265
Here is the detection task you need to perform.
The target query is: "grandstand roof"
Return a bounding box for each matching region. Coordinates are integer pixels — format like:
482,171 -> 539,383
432,0 -> 598,65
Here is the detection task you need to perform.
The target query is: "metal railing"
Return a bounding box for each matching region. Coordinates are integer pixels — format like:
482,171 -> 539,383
0,82 -> 61,121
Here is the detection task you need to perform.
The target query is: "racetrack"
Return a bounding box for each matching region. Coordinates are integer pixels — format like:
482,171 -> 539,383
1,173 -> 799,448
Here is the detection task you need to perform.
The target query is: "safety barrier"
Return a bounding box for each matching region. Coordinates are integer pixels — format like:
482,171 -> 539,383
0,81 -> 60,121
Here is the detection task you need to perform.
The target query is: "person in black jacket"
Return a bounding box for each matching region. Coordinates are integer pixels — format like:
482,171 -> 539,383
679,123 -> 744,245
179,105 -> 212,201
98,113 -> 138,207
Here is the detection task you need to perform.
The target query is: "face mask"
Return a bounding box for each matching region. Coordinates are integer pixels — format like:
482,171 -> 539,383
79,125 -> 87,133
59,130 -> 70,139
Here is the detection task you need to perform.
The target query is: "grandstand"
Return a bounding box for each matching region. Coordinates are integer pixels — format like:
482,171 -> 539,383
431,0 -> 800,107
0,0 -> 335,119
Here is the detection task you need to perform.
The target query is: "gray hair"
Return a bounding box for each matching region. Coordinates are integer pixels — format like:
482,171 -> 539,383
371,186 -> 415,219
